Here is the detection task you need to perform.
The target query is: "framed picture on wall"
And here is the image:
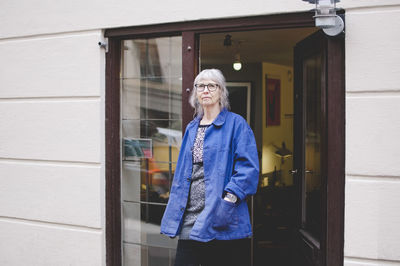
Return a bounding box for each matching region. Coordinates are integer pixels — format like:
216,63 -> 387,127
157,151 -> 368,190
266,76 -> 281,127
226,82 -> 251,124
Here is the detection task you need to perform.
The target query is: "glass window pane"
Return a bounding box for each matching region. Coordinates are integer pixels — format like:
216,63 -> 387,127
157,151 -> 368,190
169,37 -> 183,79
122,202 -> 178,248
123,243 -> 176,266
303,53 -> 322,239
123,243 -> 142,266
122,161 -> 141,203
122,119 -> 181,164
169,119 -> 182,163
122,161 -> 177,204
121,36 -> 181,266
122,40 -> 145,79
148,245 -> 175,266
121,78 -> 145,120
170,77 -> 182,120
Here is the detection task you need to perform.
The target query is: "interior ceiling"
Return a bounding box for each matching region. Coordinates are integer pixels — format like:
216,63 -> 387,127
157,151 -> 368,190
200,27 -> 318,67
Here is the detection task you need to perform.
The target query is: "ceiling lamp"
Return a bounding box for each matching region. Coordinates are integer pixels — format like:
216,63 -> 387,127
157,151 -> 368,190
303,0 -> 344,36
233,53 -> 242,71
233,40 -> 243,71
223,35 -> 243,71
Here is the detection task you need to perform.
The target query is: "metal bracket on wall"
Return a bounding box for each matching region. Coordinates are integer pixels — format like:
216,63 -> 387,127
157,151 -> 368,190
98,39 -> 109,53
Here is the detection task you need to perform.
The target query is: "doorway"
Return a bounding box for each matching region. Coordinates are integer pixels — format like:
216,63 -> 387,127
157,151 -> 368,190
200,28 -> 317,266
199,27 -> 345,266
105,12 -> 345,266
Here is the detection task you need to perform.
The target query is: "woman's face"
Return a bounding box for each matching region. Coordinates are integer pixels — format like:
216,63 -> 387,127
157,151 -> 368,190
196,79 -> 221,109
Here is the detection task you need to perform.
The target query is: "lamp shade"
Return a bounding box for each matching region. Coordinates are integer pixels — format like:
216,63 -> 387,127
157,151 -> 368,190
233,62 -> 242,71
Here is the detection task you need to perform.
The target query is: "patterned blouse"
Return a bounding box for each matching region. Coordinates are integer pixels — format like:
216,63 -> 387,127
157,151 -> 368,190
192,124 -> 209,164
179,123 -> 210,239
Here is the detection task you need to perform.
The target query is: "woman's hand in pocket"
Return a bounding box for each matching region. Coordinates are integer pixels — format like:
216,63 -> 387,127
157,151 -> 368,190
213,198 -> 237,229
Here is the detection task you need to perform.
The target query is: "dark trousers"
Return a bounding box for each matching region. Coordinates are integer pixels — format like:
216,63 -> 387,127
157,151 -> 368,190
174,238 -> 251,266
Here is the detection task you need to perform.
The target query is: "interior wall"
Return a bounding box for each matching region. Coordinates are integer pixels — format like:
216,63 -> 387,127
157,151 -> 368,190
262,62 -> 294,187
202,63 -> 263,155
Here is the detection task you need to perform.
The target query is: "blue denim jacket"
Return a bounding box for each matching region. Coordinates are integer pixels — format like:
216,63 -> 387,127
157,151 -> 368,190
160,109 -> 259,242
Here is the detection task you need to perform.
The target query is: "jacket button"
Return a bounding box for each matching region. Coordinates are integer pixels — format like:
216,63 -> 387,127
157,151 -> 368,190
186,177 -> 190,182
180,207 -> 184,212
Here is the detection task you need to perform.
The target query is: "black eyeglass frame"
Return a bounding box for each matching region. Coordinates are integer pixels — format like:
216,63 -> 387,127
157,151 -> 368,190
194,83 -> 219,92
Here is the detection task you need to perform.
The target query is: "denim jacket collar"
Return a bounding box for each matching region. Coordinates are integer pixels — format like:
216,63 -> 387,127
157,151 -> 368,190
188,108 -> 227,147
193,108 -> 228,127
212,108 -> 228,127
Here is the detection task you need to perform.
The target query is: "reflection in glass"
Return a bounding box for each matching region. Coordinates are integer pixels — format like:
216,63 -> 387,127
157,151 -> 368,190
121,36 -> 182,266
303,53 -> 322,239
121,78 -> 182,121
122,119 -> 181,164
124,243 -> 176,266
122,161 -> 177,204
122,202 -> 178,250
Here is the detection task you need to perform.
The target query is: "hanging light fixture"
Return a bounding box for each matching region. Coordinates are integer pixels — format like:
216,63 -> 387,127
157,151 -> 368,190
303,0 -> 344,36
223,35 -> 243,71
233,53 -> 242,71
232,41 -> 243,71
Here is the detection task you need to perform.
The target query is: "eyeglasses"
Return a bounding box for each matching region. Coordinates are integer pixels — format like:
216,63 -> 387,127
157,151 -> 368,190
194,83 -> 219,92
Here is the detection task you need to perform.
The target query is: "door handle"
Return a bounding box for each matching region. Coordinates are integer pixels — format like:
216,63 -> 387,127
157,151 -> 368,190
289,169 -> 313,174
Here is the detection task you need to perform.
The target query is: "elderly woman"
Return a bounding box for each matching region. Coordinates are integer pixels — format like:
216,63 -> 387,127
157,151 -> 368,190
161,69 -> 259,266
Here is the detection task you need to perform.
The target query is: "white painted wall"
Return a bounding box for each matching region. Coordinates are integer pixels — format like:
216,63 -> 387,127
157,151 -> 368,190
344,4 -> 400,266
0,30 -> 106,265
1,0 -> 399,39
1,0 -> 400,265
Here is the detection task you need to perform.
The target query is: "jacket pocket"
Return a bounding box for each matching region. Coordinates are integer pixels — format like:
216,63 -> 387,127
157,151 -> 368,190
212,198 -> 238,229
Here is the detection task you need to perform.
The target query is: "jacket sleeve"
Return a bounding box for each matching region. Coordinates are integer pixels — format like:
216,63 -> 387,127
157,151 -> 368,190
224,122 -> 260,201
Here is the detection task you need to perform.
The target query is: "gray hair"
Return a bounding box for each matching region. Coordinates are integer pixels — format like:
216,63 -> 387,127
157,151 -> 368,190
189,69 -> 230,117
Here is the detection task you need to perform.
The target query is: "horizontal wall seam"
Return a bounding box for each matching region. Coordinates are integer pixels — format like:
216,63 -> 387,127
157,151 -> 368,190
345,90 -> 400,98
0,96 -> 101,102
345,256 -> 400,264
0,216 -> 103,233
0,29 -> 103,43
344,4 -> 400,13
0,157 -> 101,167
346,174 -> 400,182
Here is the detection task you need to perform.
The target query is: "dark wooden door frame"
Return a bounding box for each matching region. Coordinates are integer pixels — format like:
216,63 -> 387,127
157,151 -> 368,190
105,11 -> 344,266
293,31 -> 345,266
105,37 -> 122,266
325,32 -> 345,266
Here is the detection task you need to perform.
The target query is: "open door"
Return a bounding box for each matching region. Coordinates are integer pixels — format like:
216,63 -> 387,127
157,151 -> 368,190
293,30 -> 345,266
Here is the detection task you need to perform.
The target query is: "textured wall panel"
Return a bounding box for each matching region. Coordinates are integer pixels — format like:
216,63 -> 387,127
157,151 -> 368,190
0,32 -> 103,98
346,95 -> 400,176
0,219 -> 103,266
345,177 -> 400,261
0,161 -> 102,228
346,9 -> 400,92
0,100 -> 101,162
